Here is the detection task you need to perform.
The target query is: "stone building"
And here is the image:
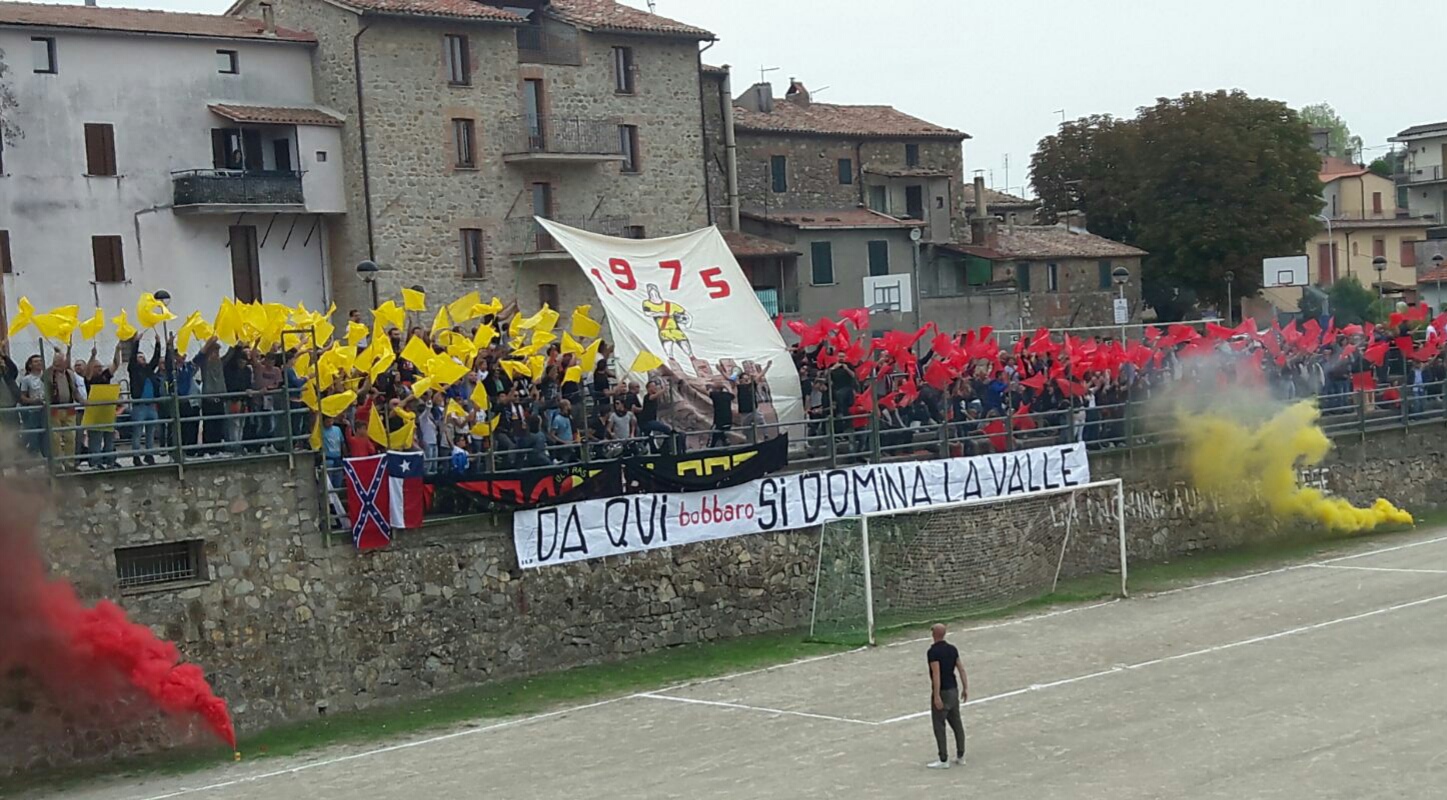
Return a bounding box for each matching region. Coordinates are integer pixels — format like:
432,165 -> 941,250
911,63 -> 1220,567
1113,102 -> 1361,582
227,0 -> 715,317
0,2 -> 344,358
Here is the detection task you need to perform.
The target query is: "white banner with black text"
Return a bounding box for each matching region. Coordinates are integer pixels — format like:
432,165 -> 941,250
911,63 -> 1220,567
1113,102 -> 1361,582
513,442 -> 1091,569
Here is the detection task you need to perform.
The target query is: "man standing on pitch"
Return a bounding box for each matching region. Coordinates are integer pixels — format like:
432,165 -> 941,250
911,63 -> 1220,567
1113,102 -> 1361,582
926,623 -> 968,769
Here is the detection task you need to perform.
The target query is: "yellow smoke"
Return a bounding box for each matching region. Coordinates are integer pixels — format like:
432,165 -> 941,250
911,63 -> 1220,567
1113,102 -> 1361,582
1178,401 -> 1413,533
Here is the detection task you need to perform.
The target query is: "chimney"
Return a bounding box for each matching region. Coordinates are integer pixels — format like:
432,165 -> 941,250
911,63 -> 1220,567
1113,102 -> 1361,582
84,0 -> 96,5
735,82 -> 774,113
785,78 -> 810,107
1059,209 -> 1088,234
970,176 -> 999,250
260,2 -> 276,33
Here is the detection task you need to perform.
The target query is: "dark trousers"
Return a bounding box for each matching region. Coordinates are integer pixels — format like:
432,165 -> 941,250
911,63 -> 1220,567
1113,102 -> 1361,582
709,423 -> 731,449
201,398 -> 226,450
931,687 -> 965,762
179,402 -> 200,451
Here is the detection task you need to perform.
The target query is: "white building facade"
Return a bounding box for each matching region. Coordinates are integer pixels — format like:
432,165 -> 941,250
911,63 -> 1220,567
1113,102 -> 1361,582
0,3 -> 344,357
1391,121 -> 1447,224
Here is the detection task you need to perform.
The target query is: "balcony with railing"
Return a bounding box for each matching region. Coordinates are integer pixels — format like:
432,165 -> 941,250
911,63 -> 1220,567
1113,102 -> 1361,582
172,169 -> 305,213
503,216 -> 631,260
501,116 -> 625,165
1396,165 -> 1446,185
516,22 -> 581,65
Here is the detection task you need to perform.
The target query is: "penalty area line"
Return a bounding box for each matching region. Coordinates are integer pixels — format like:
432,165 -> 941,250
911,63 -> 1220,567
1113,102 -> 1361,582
637,693 -> 878,726
876,589 -> 1447,725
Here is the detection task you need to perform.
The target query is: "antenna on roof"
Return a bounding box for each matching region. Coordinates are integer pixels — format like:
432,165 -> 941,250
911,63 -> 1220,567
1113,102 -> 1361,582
646,0 -> 657,12
1054,109 -> 1066,126
759,65 -> 780,85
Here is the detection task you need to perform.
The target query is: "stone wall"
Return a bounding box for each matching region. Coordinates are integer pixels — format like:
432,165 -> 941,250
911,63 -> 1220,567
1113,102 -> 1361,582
7,423 -> 1446,774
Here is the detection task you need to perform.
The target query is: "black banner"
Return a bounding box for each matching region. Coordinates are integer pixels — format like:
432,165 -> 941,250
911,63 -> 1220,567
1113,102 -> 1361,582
427,462 -> 623,514
623,435 -> 789,494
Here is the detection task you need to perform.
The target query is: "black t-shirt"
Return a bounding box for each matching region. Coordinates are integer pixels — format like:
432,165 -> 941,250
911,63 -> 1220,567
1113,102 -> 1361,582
639,393 -> 659,425
710,388 -> 734,427
927,641 -> 959,691
737,382 -> 758,414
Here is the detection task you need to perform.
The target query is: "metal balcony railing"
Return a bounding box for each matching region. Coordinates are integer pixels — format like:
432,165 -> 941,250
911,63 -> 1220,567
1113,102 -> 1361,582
504,216 -> 630,255
1396,165 -> 1445,184
172,169 -> 304,206
501,116 -> 624,158
516,24 -> 581,65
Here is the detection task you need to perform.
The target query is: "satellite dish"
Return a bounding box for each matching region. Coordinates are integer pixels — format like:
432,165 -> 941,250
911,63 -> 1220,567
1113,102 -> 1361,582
909,227 -> 922,242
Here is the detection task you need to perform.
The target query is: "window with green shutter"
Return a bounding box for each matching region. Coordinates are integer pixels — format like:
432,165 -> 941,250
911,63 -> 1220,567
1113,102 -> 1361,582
1015,261 -> 1031,292
810,241 -> 834,285
867,240 -> 889,277
838,158 -> 853,185
966,256 -> 992,286
771,155 -> 787,193
1099,260 -> 1113,289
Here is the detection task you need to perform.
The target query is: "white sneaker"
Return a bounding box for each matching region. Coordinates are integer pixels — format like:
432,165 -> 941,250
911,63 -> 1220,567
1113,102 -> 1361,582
926,760 -> 951,770
953,756 -> 967,766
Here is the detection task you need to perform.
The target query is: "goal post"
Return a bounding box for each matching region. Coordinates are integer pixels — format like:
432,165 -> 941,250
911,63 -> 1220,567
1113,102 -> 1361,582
809,478 -> 1128,647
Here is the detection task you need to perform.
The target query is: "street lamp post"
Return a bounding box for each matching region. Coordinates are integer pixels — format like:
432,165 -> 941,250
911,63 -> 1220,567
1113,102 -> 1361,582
1433,253 -> 1445,314
1224,271 -> 1235,327
356,260 -> 381,310
1372,256 -> 1388,299
1111,265 -> 1131,343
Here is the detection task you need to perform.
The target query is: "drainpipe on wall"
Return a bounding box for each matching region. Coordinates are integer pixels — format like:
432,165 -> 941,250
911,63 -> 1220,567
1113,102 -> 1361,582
720,65 -> 741,231
353,22 -> 376,262
854,142 -> 865,207
697,40 -> 717,227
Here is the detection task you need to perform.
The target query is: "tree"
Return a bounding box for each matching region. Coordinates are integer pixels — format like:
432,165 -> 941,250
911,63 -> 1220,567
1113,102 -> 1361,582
1030,91 -> 1323,321
0,47 -> 20,147
1368,153 -> 1397,178
1325,276 -> 1382,325
1298,102 -> 1361,161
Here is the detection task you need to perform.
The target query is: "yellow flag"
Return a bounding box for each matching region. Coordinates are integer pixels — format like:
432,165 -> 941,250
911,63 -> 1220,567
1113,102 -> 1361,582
510,340 -> 545,358
424,354 -> 469,388
470,417 -> 496,437
630,350 -> 665,374
214,299 -> 241,346
448,291 -> 482,323
528,354 -> 547,381
517,305 -> 558,332
507,310 -> 525,340
500,359 -> 529,379
401,287 -> 427,313
530,331 -> 557,348
293,351 -> 313,379
446,337 -> 478,364
111,309 -> 139,342
7,297 -> 35,339
564,365 -> 582,385
34,305 -> 80,343
561,332 -> 585,356
581,338 -> 603,373
401,336 -> 435,368
175,311 -> 203,352
410,376 -> 437,397
80,309 -> 106,341
346,321 -> 369,347
309,416 -> 323,450
365,406 -> 417,449
365,336 -> 395,379
300,381 -> 320,412
373,300 -> 405,333
473,324 -> 498,350
470,380 -> 491,411
321,390 -> 357,417
311,317 -> 336,348
430,306 -> 452,338
446,399 -> 468,420
136,293 -> 176,329
571,305 -> 602,339
476,296 -> 504,317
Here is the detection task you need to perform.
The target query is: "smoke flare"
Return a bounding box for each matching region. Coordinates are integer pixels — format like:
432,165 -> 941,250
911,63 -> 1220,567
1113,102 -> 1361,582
0,487 -> 236,749
1177,401 -> 1413,532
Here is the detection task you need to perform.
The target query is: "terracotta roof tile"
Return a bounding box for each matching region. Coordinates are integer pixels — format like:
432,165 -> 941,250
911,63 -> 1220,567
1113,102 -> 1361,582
210,103 -> 344,127
549,0 -> 712,39
1317,217 -> 1435,230
863,166 -> 952,178
987,225 -> 1147,259
700,63 -> 729,76
332,0 -> 524,22
0,1 -> 315,42
965,187 -> 1039,209
1418,265 -> 1447,284
734,100 -> 967,140
723,230 -> 799,258
742,208 -> 925,230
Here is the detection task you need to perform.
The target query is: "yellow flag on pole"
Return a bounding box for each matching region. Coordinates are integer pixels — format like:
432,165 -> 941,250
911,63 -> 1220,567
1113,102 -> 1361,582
571,305 -> 602,339
629,350 -> 665,374
401,287 -> 427,312
111,309 -> 139,342
80,309 -> 106,341
7,297 -> 35,339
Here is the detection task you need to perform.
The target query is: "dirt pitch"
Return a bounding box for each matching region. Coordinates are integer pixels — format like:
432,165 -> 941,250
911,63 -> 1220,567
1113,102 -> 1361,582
49,529 -> 1447,800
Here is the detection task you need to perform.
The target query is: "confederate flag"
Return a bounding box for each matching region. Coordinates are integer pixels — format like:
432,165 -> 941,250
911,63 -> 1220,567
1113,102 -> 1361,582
343,451 -> 426,550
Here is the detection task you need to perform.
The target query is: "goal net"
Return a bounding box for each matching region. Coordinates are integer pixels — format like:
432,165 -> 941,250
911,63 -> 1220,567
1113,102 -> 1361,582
808,479 -> 1127,646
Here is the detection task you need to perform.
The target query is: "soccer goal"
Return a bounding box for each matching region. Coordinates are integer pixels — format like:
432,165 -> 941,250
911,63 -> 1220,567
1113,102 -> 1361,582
808,478 -> 1127,646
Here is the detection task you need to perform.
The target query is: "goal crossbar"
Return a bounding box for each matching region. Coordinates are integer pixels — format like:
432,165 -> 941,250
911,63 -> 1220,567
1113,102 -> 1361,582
848,477 -> 1127,645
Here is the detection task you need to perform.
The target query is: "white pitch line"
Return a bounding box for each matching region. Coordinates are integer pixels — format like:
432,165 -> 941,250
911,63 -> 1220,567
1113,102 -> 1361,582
1312,564 -> 1447,575
656,646 -> 869,692
1316,532 -> 1447,564
637,692 -> 877,726
877,590 -> 1447,725
126,696 -> 631,800
884,599 -> 1122,648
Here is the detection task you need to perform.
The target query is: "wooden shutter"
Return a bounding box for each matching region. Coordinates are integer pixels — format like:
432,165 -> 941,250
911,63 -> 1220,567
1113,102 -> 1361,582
1016,261 -> 1031,292
1099,260 -> 1112,289
211,129 -> 229,169
84,123 -> 116,176
92,236 -> 124,282
867,240 -> 889,277
0,230 -> 12,274
1401,240 -> 1417,268
810,241 -> 833,285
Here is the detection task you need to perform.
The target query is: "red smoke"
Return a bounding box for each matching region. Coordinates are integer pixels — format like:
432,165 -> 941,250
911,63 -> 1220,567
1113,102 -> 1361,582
0,487 -> 235,749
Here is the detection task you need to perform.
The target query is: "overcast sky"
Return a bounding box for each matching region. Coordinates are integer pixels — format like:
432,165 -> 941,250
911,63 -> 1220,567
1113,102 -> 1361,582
73,0 -> 1447,198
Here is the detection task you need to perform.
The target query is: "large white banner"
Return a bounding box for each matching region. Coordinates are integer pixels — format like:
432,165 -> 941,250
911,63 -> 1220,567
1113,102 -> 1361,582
538,218 -> 804,430
514,442 -> 1091,569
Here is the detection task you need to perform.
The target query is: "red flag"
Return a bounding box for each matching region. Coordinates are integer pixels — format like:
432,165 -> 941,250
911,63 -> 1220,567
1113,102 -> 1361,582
1364,341 -> 1389,366
849,392 -> 874,415
1395,336 -> 1416,361
1205,322 -> 1235,340
1351,372 -> 1376,392
838,307 -> 870,330
1341,323 -> 1363,336
1408,303 -> 1430,322
897,378 -> 920,406
1021,372 -> 1047,391
854,361 -> 876,382
923,359 -> 955,390
1388,312 -> 1407,328
983,419 -> 1007,452
1143,325 -> 1162,342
